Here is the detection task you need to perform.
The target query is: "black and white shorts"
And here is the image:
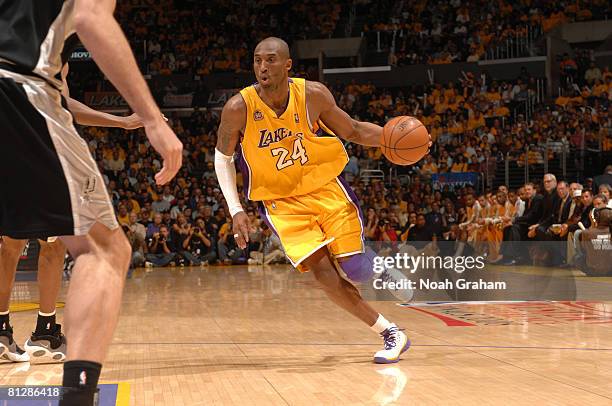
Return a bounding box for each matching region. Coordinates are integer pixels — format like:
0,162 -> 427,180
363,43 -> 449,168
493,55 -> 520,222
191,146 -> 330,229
0,69 -> 118,239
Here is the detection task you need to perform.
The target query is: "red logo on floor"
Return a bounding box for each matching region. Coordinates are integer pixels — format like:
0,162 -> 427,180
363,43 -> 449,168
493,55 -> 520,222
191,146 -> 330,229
404,301 -> 612,326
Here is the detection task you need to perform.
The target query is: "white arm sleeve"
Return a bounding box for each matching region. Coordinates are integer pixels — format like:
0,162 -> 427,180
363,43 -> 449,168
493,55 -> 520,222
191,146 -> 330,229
214,148 -> 244,217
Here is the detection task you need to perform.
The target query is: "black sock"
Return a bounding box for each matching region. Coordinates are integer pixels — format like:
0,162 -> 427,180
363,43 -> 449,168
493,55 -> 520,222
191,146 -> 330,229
62,360 -> 102,390
60,361 -> 102,405
35,312 -> 56,335
0,313 -> 9,331
59,387 -> 99,406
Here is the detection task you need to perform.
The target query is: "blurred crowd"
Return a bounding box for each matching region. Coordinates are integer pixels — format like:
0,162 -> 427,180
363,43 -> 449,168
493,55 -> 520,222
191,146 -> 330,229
558,50 -> 612,106
456,172 -> 612,275
359,170 -> 612,274
103,0 -> 612,75
331,69 -> 612,176
116,0 -> 345,75
359,0 -> 611,64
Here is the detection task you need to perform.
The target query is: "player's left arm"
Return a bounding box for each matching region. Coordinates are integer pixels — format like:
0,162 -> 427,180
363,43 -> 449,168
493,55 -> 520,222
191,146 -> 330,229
61,64 -> 143,129
307,81 -> 381,147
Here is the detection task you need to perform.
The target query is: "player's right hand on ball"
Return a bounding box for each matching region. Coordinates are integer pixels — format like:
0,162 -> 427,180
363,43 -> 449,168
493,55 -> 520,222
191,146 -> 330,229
145,117 -> 183,185
232,211 -> 250,250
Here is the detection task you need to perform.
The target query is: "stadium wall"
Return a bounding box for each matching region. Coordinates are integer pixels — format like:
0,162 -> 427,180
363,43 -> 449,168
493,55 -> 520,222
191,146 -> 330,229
322,60 -> 545,87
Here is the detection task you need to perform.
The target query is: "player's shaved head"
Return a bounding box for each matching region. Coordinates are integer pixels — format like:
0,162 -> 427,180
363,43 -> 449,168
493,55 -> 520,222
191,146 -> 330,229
253,37 -> 292,89
255,37 -> 290,59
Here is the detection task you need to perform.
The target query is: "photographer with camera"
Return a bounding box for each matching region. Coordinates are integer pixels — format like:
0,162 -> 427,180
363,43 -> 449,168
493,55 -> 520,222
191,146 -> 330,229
373,218 -> 398,255
145,225 -> 177,267
124,213 -> 146,270
376,219 -> 398,242
181,218 -> 217,265
171,213 -> 193,266
217,217 -> 245,265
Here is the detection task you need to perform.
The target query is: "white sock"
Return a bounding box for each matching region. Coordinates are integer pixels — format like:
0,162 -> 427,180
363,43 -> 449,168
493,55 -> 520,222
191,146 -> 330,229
0,310 -> 9,316
39,310 -> 56,317
370,314 -> 393,334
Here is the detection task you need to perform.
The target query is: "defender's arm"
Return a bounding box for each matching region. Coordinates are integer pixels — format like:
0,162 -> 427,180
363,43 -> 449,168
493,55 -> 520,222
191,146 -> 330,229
61,64 -> 143,129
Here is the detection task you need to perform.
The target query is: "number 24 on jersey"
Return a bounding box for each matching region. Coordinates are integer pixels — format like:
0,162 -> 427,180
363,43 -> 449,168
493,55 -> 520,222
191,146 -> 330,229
271,139 -> 309,170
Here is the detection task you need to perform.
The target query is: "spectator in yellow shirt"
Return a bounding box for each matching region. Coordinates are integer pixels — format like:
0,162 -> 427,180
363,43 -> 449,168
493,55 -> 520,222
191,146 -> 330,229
421,155 -> 438,176
444,83 -> 456,100
451,155 -> 469,172
602,137 -> 612,151
117,204 -> 130,226
592,79 -> 607,97
449,117 -> 466,134
430,121 -> 444,142
569,92 -> 584,106
434,97 -> 449,114
494,103 -> 510,117
468,111 -> 486,130
126,193 -> 141,215
555,95 -> 570,107
486,85 -> 502,103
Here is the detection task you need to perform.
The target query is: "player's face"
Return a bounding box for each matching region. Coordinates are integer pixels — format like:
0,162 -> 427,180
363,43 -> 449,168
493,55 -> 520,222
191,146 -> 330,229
254,48 -> 291,88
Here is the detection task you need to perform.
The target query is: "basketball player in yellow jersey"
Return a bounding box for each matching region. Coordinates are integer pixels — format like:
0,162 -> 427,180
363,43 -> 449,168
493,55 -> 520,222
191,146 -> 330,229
216,37 -> 426,363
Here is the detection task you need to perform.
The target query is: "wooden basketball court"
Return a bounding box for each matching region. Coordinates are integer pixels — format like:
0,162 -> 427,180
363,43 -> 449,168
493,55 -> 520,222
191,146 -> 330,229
1,265 -> 611,405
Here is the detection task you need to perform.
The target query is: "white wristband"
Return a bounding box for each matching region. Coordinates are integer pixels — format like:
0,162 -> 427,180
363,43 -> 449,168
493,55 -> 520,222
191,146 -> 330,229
228,205 -> 244,218
214,148 -> 244,218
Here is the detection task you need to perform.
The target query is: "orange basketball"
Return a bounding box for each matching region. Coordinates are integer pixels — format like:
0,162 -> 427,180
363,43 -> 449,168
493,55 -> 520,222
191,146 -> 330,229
381,116 -> 431,165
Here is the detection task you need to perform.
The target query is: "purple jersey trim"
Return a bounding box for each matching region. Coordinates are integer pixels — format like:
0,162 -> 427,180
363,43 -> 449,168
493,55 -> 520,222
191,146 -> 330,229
235,144 -> 250,200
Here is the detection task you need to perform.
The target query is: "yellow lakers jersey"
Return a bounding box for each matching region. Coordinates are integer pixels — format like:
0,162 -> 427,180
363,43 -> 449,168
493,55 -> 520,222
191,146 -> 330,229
237,78 -> 348,201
